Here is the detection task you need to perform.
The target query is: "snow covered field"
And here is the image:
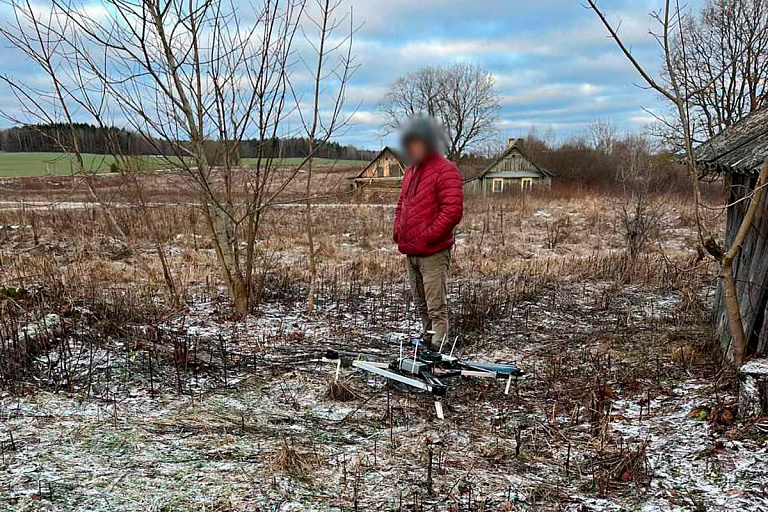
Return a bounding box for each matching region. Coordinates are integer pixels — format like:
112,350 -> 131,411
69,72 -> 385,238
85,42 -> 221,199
3,282 -> 766,512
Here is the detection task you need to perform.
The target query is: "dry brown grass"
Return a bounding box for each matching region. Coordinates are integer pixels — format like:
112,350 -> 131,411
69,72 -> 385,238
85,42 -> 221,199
268,439 -> 325,478
588,440 -> 652,497
0,183 -> 719,318
0,179 -> 721,373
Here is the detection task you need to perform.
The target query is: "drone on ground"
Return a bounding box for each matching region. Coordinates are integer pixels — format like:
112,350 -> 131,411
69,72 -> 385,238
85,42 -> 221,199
323,333 -> 524,419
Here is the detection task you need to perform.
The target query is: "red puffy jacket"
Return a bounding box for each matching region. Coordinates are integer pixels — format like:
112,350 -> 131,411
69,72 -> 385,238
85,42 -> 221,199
393,153 -> 464,256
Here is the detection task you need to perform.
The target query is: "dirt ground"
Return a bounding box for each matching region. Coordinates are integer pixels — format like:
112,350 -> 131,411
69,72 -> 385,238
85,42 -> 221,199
0,162 -> 358,204
0,173 -> 766,512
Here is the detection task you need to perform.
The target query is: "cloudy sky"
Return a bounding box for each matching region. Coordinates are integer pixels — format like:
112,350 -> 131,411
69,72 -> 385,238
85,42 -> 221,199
0,0 -> 706,151
339,0 -> 710,150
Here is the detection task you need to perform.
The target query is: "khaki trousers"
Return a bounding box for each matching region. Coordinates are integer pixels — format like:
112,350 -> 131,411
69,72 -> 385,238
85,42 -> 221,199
406,248 -> 451,347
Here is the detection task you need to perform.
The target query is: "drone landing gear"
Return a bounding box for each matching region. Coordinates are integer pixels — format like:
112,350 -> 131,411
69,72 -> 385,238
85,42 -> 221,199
434,400 -> 444,420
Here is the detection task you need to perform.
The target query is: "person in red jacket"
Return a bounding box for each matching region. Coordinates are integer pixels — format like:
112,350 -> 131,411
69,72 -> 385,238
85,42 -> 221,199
393,116 -> 464,350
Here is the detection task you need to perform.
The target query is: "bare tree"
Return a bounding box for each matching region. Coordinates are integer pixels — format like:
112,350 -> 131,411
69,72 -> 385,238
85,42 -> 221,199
673,0 -> 768,138
295,0 -> 357,313
610,135 -> 669,257
440,64 -> 501,161
1,0 -> 355,315
1,1 -> 189,304
586,0 -> 768,366
586,119 -> 618,155
381,67 -> 444,120
613,132 -> 655,182
380,63 -> 500,161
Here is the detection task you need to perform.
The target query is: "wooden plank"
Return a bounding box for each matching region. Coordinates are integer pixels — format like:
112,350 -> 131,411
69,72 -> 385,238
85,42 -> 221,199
738,189 -> 768,351
717,174 -> 746,355
757,300 -> 768,356
359,160 -> 375,178
738,360 -> 768,418
718,173 -> 768,359
734,189 -> 761,325
744,189 -> 768,356
712,174 -> 733,327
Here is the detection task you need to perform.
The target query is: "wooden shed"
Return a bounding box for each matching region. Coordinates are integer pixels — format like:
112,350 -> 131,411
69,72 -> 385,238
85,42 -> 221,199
349,146 -> 407,193
464,139 -> 553,194
695,107 -> 768,362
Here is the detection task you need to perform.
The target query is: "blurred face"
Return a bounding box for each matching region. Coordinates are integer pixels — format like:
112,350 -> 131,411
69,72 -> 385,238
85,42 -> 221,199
405,138 -> 429,165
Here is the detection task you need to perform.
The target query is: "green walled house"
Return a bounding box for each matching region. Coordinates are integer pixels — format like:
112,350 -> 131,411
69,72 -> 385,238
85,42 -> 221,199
464,139 -> 553,194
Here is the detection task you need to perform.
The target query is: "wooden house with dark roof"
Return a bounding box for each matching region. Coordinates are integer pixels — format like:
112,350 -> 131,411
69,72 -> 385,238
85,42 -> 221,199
464,139 -> 553,194
694,107 -> 768,362
348,146 -> 408,193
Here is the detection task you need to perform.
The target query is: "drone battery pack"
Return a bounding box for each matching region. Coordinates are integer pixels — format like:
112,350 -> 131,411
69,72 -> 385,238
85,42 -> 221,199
399,358 -> 427,374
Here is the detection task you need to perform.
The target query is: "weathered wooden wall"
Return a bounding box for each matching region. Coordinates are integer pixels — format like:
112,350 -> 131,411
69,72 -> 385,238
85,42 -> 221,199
488,148 -> 530,173
464,176 -> 551,194
715,173 -> 768,361
463,178 -> 482,194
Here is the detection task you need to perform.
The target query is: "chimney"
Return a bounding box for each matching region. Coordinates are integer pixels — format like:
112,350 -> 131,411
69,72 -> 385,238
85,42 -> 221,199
507,137 -> 516,149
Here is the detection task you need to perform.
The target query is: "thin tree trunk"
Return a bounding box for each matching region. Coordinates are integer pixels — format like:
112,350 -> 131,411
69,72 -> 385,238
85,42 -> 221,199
304,0 -> 332,314
305,153 -> 318,313
135,180 -> 179,305
203,198 -> 250,315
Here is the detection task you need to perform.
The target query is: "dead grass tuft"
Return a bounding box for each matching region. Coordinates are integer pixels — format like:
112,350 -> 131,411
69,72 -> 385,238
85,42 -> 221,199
269,439 -> 324,478
589,440 -> 651,496
326,378 -> 356,402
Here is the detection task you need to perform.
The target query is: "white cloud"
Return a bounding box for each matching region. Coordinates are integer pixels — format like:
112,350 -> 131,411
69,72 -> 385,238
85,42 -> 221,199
350,110 -> 380,125
629,114 -> 658,124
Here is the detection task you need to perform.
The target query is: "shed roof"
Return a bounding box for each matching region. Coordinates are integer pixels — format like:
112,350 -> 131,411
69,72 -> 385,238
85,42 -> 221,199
694,107 -> 768,175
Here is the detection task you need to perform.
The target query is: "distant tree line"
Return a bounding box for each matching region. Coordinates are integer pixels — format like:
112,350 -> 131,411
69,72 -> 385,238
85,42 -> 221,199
522,127 -> 681,188
0,123 -> 166,154
468,121 -> 684,188
238,137 -> 375,161
0,124 -> 375,161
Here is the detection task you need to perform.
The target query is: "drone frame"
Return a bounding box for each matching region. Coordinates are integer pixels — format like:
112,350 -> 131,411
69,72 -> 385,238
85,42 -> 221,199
323,334 -> 523,419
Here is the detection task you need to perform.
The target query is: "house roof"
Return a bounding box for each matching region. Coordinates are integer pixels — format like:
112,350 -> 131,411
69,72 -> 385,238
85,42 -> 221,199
470,140 -> 554,181
694,107 -> 768,176
351,146 -> 408,179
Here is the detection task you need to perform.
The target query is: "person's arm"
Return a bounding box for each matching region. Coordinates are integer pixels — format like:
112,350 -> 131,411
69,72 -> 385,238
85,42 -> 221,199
423,163 -> 464,244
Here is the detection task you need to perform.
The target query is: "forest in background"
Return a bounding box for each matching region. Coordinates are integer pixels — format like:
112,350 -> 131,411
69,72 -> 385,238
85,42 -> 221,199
0,124 -> 375,161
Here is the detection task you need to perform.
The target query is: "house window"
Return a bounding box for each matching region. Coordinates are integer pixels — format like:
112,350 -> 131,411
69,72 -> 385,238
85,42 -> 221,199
376,164 -> 384,177
492,178 -> 504,193
389,163 -> 401,177
521,178 -> 533,191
